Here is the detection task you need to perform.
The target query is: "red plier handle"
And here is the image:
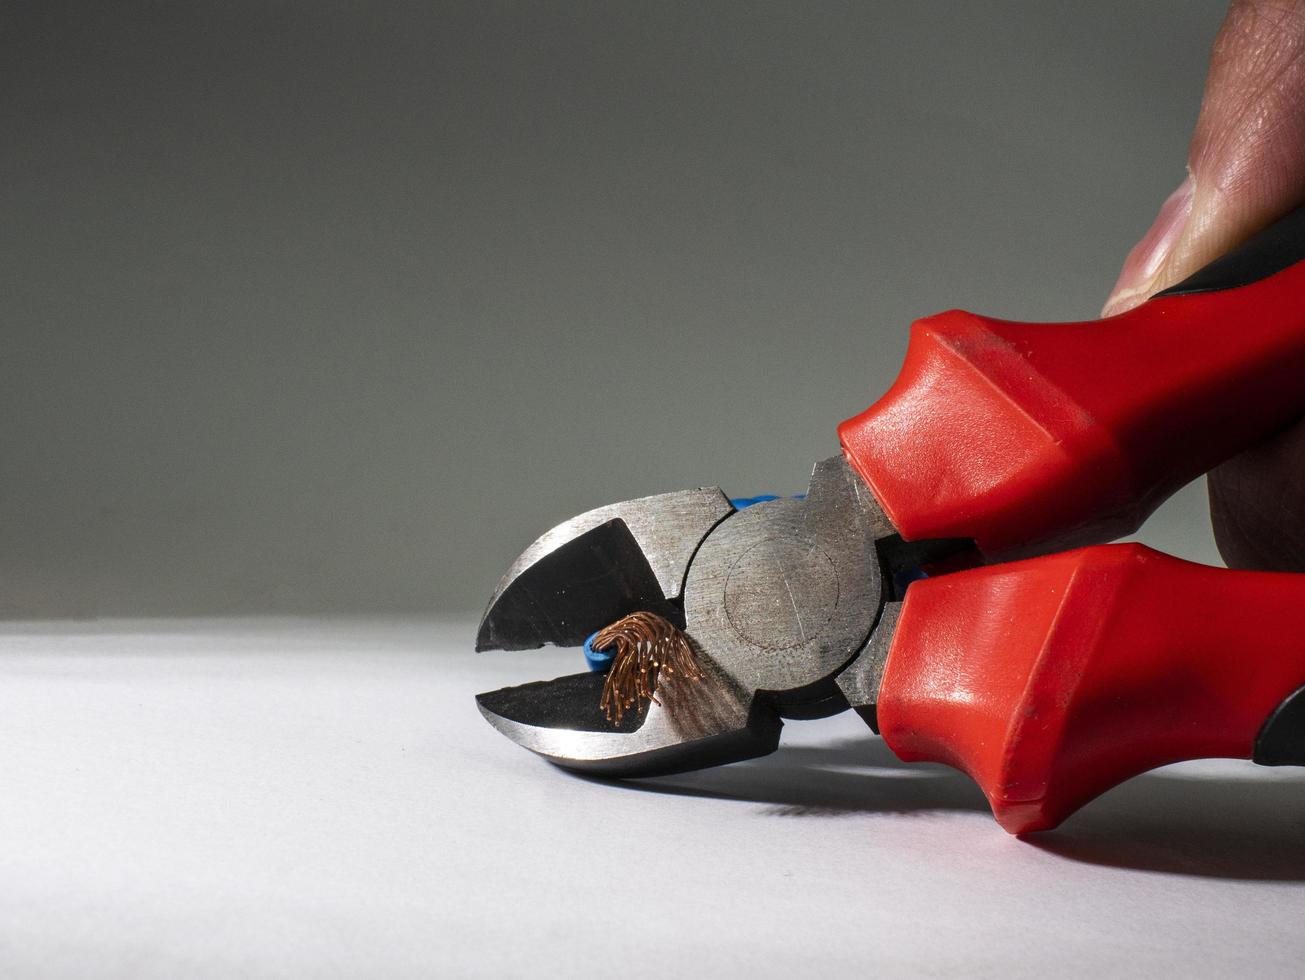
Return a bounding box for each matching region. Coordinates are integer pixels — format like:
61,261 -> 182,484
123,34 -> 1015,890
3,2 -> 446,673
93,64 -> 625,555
843,207 -> 1305,832
841,205 -> 1305,558
878,543 -> 1305,833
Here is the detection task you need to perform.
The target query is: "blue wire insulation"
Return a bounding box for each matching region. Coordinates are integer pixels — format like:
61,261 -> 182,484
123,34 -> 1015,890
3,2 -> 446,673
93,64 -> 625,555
729,494 -> 780,510
730,493 -> 805,510
583,632 -> 615,672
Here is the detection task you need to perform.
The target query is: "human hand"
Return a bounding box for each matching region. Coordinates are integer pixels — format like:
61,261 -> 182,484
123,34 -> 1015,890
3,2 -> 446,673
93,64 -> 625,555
1102,0 -> 1305,570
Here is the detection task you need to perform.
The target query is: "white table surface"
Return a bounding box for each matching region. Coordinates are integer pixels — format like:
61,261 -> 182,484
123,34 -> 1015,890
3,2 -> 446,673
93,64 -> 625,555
2,618 -> 1303,978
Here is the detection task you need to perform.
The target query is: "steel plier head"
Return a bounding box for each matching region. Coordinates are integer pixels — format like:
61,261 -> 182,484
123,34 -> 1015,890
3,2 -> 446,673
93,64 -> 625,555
475,456 -> 964,778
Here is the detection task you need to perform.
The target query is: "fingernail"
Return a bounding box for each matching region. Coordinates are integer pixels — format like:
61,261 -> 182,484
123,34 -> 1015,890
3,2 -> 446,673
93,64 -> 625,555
1102,174 -> 1195,317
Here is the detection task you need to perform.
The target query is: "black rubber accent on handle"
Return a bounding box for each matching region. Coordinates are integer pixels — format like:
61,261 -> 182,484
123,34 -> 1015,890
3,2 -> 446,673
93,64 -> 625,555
1253,684 -> 1305,767
1157,203 -> 1305,297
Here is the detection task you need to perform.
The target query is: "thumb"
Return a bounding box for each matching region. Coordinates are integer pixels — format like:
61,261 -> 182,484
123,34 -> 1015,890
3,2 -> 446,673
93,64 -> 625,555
1102,0 -> 1305,317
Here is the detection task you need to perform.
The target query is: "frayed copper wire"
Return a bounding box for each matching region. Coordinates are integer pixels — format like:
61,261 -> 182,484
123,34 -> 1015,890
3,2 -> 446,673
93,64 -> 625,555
593,611 -> 702,725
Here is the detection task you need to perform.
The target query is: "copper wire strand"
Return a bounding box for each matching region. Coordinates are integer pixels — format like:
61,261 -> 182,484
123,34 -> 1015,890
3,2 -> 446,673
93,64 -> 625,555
593,611 -> 703,725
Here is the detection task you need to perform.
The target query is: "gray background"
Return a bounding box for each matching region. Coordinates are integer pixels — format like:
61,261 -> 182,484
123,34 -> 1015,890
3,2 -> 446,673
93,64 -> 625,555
1,1 -> 1228,619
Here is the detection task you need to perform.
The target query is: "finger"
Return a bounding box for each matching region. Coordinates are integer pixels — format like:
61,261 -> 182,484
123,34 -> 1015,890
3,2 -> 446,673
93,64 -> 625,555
1209,419 -> 1305,570
1102,0 -> 1305,317
1096,1 -> 1305,572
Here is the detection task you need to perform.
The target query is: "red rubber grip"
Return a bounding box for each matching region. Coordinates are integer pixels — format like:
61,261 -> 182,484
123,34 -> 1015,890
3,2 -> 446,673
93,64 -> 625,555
877,543 -> 1305,834
838,261 -> 1305,556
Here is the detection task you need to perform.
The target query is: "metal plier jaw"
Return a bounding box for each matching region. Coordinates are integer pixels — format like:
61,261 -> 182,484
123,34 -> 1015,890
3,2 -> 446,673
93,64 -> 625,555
475,456 -> 938,777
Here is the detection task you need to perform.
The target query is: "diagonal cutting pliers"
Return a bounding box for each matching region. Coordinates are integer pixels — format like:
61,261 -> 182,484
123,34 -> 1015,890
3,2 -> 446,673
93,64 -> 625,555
474,207 -> 1305,834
